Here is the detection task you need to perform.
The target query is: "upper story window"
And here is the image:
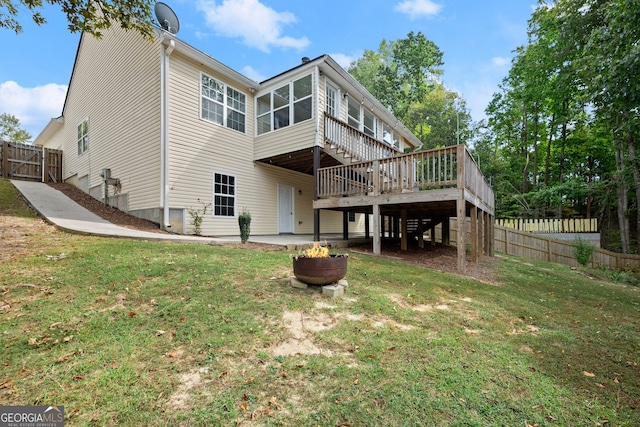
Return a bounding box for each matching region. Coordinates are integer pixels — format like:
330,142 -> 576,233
363,109 -> 376,137
77,118 -> 88,155
347,96 -> 360,129
383,123 -> 399,148
201,73 -> 246,133
348,97 -> 378,138
256,74 -> 313,135
325,82 -> 338,117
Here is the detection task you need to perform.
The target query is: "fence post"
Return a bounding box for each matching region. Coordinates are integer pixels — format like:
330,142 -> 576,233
1,141 -> 9,179
42,148 -> 48,183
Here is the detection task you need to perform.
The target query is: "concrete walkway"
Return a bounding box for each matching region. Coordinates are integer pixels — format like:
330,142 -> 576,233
10,180 -> 366,249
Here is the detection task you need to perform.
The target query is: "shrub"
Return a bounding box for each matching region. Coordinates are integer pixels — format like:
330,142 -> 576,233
187,199 -> 211,235
573,237 -> 595,267
238,208 -> 251,243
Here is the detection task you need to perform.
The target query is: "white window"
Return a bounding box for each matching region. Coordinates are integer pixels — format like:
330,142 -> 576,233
326,82 -> 338,117
201,73 -> 246,133
77,118 -> 88,155
383,123 -> 399,148
256,74 -> 313,135
363,109 -> 376,137
347,96 -> 360,129
213,172 -> 235,217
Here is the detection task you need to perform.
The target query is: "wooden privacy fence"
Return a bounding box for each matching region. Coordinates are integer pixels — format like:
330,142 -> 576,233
438,221 -> 639,272
493,225 -> 639,271
0,141 -> 62,183
496,218 -> 598,233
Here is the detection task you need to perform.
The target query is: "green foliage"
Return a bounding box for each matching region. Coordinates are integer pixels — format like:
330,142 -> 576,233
1,0 -> 154,38
346,31 -> 471,149
0,112 -> 31,143
480,1 -> 639,255
187,199 -> 211,235
238,208 -> 251,243
573,237 -> 595,267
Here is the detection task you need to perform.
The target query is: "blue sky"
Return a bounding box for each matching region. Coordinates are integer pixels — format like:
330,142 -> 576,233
0,0 -> 536,139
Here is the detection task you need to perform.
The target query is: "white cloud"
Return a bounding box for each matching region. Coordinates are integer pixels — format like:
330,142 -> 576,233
0,81 -> 67,138
394,0 -> 442,19
196,0 -> 310,53
491,56 -> 511,67
328,53 -> 359,70
241,65 -> 266,82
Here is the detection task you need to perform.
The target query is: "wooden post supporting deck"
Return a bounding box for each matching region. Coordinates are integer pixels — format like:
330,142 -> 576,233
401,209 -> 408,251
373,204 -> 381,255
471,205 -> 478,263
456,145 -> 466,273
457,197 -> 466,273
313,146 -> 321,241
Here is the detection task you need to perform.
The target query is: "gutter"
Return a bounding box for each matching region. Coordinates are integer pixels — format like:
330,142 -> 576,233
160,37 -> 175,230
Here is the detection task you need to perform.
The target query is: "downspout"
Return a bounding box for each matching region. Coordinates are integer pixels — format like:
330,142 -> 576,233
160,39 -> 175,230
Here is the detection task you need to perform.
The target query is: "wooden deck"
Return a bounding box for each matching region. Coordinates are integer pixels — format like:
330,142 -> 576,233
314,144 -> 495,272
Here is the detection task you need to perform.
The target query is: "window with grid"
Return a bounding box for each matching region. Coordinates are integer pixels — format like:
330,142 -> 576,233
77,119 -> 88,155
256,74 -> 313,135
201,73 -> 246,132
213,172 -> 235,217
325,82 -> 338,117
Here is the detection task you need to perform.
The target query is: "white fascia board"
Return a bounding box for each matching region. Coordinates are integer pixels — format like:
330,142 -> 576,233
156,30 -> 259,93
33,116 -> 64,147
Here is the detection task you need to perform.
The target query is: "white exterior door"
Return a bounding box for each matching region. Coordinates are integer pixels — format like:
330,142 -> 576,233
278,184 -> 295,233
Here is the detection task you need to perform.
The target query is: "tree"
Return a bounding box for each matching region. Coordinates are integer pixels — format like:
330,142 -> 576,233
483,0 -> 639,253
1,0 -> 154,39
553,0 -> 640,253
347,32 -> 471,149
0,113 -> 31,143
348,32 -> 444,122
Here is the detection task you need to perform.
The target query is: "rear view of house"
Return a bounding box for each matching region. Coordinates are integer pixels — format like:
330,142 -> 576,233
35,18 -> 494,272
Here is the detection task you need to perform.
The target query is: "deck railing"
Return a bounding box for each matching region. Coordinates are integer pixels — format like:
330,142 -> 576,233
324,113 -> 402,162
316,144 -> 494,211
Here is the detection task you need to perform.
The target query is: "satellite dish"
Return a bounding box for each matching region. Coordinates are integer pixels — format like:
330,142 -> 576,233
155,2 -> 180,35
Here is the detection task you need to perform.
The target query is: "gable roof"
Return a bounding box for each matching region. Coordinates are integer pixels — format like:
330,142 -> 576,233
53,26 -> 420,149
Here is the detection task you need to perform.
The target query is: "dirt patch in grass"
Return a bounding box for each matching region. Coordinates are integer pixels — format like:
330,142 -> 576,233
350,240 -> 499,284
0,212 -> 57,262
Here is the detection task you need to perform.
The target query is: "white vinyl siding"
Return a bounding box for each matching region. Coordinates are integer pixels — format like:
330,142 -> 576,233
59,26 -> 162,210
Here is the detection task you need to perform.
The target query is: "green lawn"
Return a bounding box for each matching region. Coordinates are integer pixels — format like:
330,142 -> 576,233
1,179 -> 639,426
